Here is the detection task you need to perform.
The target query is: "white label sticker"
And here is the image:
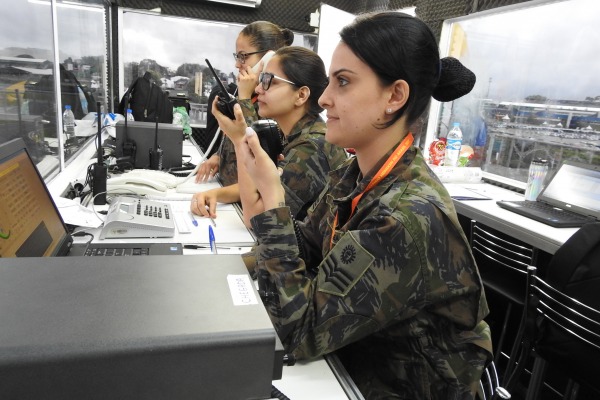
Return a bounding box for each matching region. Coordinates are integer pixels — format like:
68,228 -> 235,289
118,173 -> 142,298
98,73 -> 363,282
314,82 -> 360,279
227,274 -> 258,306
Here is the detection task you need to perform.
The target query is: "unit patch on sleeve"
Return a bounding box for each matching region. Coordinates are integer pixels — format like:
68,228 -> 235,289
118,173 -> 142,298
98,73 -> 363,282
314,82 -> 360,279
317,232 -> 375,297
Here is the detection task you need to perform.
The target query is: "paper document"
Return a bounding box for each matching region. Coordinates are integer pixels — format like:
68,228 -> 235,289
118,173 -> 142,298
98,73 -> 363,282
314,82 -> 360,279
54,196 -> 103,228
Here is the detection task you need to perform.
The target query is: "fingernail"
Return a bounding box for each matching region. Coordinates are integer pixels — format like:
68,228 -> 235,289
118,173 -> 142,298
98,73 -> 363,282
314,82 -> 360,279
245,127 -> 255,137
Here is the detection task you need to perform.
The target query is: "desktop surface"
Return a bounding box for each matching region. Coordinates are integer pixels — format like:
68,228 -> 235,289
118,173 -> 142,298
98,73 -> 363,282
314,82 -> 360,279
0,255 -> 279,400
448,182 -> 578,253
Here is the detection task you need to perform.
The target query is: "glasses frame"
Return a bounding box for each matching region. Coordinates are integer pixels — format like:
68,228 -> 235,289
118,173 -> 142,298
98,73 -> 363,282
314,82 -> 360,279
259,72 -> 300,91
232,50 -> 268,64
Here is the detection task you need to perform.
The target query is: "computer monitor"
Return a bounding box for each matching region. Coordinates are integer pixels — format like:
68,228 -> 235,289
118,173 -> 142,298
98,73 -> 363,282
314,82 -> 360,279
115,120 -> 183,169
0,138 -> 73,257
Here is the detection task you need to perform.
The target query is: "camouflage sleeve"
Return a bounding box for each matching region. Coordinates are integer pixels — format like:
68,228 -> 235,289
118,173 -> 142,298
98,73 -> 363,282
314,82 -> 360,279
217,136 -> 238,187
237,98 -> 259,126
280,140 -> 329,220
251,206 -> 426,360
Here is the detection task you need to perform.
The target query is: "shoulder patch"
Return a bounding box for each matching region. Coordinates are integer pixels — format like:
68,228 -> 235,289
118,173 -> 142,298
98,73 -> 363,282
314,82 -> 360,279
317,232 -> 375,297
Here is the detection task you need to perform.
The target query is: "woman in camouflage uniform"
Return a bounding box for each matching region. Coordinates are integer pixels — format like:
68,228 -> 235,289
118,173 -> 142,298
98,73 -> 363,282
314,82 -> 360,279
192,47 -> 347,226
214,12 -> 492,400
194,20 -> 293,186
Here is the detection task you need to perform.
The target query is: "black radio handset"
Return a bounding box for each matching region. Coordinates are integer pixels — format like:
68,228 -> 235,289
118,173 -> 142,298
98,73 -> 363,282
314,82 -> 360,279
205,58 -> 237,119
92,101 -> 107,205
122,92 -> 137,165
149,116 -> 163,170
250,120 -> 283,165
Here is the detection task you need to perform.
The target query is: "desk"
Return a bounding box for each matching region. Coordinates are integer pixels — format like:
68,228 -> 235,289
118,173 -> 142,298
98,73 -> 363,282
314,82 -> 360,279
53,138 -> 359,400
447,182 -> 578,254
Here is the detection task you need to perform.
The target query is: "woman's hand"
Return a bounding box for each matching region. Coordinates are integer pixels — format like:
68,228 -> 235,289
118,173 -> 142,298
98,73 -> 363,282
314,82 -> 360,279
195,154 -> 219,183
239,127 -> 285,211
212,97 -> 248,146
190,189 -> 219,219
237,64 -> 259,100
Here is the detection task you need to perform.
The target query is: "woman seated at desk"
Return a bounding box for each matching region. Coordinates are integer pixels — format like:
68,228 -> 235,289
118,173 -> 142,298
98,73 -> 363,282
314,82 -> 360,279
190,46 -> 347,226
212,12 -> 492,400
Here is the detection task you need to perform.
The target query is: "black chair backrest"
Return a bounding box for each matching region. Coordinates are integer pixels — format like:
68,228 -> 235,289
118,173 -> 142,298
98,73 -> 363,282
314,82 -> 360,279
534,222 -> 600,389
470,221 -> 535,304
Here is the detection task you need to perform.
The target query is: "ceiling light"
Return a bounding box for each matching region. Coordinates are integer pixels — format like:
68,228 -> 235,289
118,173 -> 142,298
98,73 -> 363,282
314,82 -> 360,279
204,0 -> 262,8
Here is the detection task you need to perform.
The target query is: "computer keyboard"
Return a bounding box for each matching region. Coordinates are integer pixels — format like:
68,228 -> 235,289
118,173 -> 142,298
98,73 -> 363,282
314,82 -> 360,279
84,246 -> 151,256
80,243 -> 184,256
520,201 -> 590,221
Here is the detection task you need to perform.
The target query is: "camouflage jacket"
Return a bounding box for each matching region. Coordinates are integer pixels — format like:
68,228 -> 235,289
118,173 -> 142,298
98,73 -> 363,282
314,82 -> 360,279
278,114 -> 347,220
217,98 -> 258,187
249,145 -> 492,399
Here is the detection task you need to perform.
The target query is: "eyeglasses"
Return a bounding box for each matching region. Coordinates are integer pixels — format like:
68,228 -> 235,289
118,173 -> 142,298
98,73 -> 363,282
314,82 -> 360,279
232,50 -> 268,64
258,72 -> 299,91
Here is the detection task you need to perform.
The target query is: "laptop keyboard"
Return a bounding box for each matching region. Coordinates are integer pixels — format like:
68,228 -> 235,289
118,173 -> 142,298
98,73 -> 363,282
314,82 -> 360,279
519,201 -> 590,221
84,247 -> 150,256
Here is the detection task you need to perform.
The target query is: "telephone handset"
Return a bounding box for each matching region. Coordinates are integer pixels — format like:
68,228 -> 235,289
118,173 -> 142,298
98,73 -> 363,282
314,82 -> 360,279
106,169 -> 184,197
251,50 -> 275,74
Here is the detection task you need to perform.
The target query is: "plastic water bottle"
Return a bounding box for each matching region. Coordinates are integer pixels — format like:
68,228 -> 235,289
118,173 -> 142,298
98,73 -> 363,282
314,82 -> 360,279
444,122 -> 463,167
126,108 -> 135,122
63,105 -> 76,140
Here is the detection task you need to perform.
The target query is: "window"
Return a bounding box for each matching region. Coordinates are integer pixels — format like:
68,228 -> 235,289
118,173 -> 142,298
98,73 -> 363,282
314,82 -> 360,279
0,0 -> 107,179
426,0 -> 600,187
119,10 -> 316,127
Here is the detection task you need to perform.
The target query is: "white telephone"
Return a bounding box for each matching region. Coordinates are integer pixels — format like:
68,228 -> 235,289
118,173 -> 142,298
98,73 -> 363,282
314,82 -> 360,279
251,50 -> 276,74
107,169 -> 185,197
100,197 -> 175,239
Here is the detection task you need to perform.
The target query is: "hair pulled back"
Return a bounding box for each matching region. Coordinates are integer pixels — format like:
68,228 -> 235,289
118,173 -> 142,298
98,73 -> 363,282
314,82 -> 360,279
276,46 -> 327,118
240,21 -> 294,52
340,12 -> 475,127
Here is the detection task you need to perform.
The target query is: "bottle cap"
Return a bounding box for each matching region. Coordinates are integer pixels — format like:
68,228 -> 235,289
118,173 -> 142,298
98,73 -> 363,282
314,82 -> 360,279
65,105 -> 71,110
453,122 -> 460,127
127,108 -> 132,113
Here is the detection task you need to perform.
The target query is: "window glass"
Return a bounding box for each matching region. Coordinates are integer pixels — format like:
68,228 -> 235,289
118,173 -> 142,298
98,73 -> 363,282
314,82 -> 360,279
426,0 -> 600,186
120,11 -> 316,127
0,0 -> 106,179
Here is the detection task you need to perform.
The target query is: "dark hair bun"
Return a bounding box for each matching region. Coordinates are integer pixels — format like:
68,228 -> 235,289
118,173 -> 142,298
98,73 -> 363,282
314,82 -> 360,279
282,28 -> 295,46
432,57 -> 476,102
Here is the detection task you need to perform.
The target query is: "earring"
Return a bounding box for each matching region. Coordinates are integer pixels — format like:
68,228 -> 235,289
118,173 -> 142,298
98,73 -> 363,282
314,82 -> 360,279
386,108 -> 393,114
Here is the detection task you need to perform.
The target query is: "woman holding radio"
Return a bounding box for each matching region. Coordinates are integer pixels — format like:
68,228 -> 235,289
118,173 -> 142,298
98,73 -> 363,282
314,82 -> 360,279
213,12 -> 491,400
192,46 -> 347,225
195,20 -> 293,186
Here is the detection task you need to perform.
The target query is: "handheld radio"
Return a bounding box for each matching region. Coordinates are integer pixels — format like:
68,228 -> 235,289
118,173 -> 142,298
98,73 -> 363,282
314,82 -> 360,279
205,58 -> 237,120
149,117 -> 163,170
92,101 -> 107,205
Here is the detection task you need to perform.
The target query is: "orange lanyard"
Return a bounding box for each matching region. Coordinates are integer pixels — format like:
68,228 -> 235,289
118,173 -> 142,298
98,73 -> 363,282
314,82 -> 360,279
329,133 -> 414,249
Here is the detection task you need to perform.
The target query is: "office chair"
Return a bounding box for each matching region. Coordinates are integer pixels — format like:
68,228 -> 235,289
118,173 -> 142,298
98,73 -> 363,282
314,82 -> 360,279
470,221 -> 536,368
477,361 -> 511,400
502,222 -> 600,399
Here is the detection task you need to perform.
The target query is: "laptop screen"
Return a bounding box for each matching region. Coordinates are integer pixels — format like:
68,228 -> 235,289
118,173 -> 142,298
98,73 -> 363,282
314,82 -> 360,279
0,139 -> 73,257
540,161 -> 600,219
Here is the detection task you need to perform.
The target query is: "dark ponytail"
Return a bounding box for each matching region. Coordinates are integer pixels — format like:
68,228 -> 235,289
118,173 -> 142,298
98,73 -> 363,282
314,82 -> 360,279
241,21 -> 294,52
277,46 -> 327,118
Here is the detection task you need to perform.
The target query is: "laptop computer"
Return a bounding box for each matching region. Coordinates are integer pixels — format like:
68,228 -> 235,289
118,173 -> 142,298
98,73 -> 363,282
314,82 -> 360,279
496,161 -> 600,228
0,138 -> 182,257
114,120 -> 183,170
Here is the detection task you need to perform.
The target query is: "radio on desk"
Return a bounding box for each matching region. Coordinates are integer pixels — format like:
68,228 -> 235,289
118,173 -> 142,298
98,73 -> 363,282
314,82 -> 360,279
100,197 -> 175,239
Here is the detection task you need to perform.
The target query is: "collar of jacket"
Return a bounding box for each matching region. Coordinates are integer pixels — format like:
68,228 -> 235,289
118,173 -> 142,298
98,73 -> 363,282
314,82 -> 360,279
329,144 -> 419,208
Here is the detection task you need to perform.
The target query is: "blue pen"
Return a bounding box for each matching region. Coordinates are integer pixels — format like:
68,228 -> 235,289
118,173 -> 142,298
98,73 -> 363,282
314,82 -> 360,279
209,225 -> 218,254
188,212 -> 198,227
